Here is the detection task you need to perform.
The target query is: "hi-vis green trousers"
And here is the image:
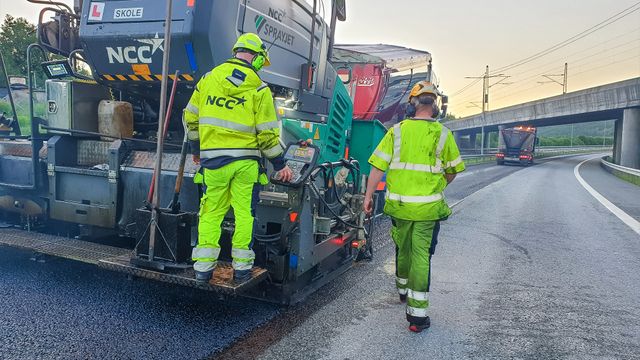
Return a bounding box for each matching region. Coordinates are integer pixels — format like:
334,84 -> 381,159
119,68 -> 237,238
392,218 -> 440,325
192,160 -> 258,273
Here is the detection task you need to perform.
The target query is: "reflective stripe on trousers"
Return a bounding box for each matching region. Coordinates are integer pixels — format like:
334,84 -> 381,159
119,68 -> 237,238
232,248 -> 255,271
408,289 -> 429,301
406,305 -> 428,317
192,247 -> 220,260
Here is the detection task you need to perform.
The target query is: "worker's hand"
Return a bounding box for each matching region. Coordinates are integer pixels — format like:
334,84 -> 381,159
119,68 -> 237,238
192,154 -> 200,165
275,165 -> 293,182
364,194 -> 374,215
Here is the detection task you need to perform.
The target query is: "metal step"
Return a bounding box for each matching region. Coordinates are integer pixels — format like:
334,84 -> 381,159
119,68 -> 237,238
98,256 -> 268,295
0,228 -> 129,264
0,227 -> 268,295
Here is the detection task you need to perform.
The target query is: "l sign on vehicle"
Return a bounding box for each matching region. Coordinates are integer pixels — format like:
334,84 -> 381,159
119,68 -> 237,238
114,7 -> 144,20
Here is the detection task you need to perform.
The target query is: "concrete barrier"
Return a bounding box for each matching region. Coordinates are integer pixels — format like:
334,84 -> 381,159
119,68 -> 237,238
600,157 -> 640,186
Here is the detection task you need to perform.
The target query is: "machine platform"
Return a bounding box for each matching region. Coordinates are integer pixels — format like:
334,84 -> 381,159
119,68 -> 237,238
98,256 -> 268,294
0,228 -> 267,295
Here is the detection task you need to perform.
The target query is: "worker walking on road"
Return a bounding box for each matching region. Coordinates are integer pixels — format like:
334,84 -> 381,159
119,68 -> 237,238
364,81 -> 465,333
184,33 -> 292,283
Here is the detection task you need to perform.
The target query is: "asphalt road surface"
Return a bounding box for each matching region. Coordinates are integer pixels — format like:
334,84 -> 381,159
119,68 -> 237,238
220,154 -> 640,360
1,154 -> 639,359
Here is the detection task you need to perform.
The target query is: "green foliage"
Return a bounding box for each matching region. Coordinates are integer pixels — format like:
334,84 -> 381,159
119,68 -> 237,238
0,15 -> 46,89
538,135 -> 613,146
537,120 -> 615,137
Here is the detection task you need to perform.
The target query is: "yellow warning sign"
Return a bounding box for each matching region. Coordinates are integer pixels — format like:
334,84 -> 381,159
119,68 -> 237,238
313,127 -> 320,140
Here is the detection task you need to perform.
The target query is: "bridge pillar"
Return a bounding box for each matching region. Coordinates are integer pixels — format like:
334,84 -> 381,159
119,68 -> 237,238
498,126 -> 505,149
454,132 -> 463,146
483,131 -> 491,148
613,118 -> 623,164
469,133 -> 477,149
620,108 -> 640,169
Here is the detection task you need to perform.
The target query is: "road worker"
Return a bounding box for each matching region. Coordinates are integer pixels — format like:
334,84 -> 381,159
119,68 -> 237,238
184,33 -> 293,283
364,81 -> 465,332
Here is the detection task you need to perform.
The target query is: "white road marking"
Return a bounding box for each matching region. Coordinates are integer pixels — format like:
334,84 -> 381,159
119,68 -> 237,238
574,157 -> 640,235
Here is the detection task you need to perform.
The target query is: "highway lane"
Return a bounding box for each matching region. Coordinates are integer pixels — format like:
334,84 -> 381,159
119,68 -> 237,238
229,154 -> 640,360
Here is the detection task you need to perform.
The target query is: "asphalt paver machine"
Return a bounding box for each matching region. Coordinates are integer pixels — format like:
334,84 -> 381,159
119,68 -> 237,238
0,0 -> 380,304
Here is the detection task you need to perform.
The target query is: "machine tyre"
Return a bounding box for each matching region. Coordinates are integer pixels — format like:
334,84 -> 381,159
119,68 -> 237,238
497,159 -> 504,166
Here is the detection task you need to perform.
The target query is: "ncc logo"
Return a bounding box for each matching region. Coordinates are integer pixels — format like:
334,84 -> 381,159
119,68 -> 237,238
88,2 -> 105,21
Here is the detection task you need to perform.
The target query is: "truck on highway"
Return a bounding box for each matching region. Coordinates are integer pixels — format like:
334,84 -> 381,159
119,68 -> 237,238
496,126 -> 538,166
0,0 -> 448,304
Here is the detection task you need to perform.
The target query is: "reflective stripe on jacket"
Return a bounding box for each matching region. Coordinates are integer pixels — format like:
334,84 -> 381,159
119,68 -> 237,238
183,58 -> 284,167
368,118 -> 465,221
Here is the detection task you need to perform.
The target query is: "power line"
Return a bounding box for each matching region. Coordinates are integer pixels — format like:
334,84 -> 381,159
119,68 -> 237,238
450,77 -> 482,97
479,38 -> 640,100
490,1 -> 640,74
571,52 -> 640,77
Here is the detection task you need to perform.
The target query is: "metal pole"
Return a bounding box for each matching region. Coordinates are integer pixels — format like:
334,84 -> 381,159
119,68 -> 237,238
570,124 -> 574,147
482,65 -> 488,112
148,0 -> 173,261
481,65 -> 488,155
563,62 -> 568,94
480,126 -> 485,155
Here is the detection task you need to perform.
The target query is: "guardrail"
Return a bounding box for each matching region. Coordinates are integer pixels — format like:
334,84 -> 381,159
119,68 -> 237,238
461,146 -> 612,166
460,145 -> 611,156
600,157 -> 640,186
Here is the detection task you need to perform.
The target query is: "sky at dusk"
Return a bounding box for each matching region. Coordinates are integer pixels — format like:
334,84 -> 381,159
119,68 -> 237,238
1,0 -> 638,117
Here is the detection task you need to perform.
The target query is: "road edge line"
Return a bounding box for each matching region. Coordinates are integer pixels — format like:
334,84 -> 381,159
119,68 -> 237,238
574,157 -> 640,235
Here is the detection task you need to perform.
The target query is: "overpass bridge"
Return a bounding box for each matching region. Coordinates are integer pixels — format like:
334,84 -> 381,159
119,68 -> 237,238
444,77 -> 640,169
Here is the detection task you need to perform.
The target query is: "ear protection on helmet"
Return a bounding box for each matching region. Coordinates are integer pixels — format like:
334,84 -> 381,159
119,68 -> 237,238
405,102 -> 417,118
251,43 -> 268,71
252,54 -> 266,71
432,103 -> 440,118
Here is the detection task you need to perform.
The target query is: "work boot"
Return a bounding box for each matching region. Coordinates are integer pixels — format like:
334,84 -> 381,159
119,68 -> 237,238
399,294 -> 407,303
409,316 -> 431,333
233,269 -> 252,283
195,270 -> 213,283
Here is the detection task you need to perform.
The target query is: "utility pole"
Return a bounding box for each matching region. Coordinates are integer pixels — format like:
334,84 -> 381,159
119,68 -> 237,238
563,62 -> 568,94
539,62 -> 568,94
464,66 -> 510,154
570,124 -> 574,147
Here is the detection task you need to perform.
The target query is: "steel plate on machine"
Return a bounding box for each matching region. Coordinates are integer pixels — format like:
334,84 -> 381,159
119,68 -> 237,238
98,255 -> 268,294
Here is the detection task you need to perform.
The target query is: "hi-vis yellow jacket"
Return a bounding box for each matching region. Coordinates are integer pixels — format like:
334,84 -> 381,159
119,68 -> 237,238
368,119 -> 465,221
184,58 -> 285,170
